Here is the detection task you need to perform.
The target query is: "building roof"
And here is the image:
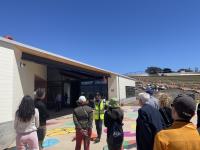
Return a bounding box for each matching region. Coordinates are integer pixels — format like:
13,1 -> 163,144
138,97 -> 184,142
0,37 -> 135,81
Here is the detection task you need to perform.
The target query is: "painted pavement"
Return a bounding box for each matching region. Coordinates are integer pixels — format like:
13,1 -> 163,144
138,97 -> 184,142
43,106 -> 138,150
8,106 -> 198,150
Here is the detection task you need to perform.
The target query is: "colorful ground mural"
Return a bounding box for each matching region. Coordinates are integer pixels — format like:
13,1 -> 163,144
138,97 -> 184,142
42,106 -> 138,150
7,106 -> 198,150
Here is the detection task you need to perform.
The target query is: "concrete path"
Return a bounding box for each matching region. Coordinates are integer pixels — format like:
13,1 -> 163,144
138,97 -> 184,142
42,106 -> 138,150
8,105 -> 197,150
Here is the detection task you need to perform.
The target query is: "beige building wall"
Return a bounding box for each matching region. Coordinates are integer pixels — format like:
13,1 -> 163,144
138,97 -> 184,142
118,76 -> 135,100
0,43 -> 14,123
108,75 -> 119,99
108,75 -> 135,101
0,41 -> 47,123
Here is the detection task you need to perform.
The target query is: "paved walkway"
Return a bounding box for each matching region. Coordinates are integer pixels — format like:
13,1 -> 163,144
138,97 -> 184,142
8,105 -> 197,150
43,106 -> 138,150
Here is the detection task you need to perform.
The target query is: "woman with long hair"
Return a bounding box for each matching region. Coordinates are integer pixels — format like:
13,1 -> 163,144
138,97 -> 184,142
14,95 -> 39,150
158,93 -> 173,127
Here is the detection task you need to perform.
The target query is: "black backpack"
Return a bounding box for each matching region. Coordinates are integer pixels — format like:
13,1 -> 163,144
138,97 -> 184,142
108,121 -> 124,147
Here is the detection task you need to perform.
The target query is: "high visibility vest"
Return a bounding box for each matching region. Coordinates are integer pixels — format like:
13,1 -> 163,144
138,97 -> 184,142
94,100 -> 105,120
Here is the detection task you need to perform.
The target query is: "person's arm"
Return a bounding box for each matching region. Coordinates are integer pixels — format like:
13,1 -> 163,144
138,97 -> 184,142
40,103 -> 49,119
88,110 -> 93,128
120,109 -> 124,124
153,133 -> 166,150
73,110 -> 82,129
104,111 -> 109,127
35,109 -> 40,128
197,103 -> 200,128
136,109 -> 150,150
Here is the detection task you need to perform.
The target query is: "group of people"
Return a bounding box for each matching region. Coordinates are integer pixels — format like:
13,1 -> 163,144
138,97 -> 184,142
73,92 -> 124,150
136,90 -> 200,150
14,88 -> 49,150
13,88 -> 200,150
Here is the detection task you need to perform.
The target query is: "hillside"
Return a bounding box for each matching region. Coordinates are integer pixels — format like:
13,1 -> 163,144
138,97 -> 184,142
130,75 -> 200,91
130,75 -> 200,100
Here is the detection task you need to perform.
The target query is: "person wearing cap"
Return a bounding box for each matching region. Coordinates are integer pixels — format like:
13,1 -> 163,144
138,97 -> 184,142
146,88 -> 159,109
73,96 -> 93,150
136,92 -> 165,150
154,94 -> 200,150
94,92 -> 108,143
104,98 -> 124,150
34,88 -> 49,150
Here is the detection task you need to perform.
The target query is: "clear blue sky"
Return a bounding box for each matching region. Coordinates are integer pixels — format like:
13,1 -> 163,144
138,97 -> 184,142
0,0 -> 200,74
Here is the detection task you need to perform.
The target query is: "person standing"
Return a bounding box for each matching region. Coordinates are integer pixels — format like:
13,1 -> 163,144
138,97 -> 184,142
88,94 -> 95,109
94,92 -> 107,143
158,93 -> 173,127
136,93 -> 165,150
14,95 -> 40,150
73,96 -> 93,150
55,93 -> 62,112
34,88 -> 49,150
104,98 -> 124,150
146,88 -> 159,109
197,103 -> 200,129
154,94 -> 200,150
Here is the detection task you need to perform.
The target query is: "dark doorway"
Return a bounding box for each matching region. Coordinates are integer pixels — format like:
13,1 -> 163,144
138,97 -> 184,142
34,76 -> 47,101
70,81 -> 81,107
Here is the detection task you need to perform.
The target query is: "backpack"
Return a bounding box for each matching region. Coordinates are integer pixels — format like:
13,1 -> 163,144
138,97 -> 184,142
108,121 -> 124,147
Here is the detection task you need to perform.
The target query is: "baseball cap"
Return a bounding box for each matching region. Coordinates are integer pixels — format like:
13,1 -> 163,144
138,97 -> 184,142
172,94 -> 196,120
146,88 -> 154,95
77,96 -> 86,103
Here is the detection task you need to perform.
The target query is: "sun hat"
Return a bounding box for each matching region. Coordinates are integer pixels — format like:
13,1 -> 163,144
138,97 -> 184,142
109,98 -> 120,108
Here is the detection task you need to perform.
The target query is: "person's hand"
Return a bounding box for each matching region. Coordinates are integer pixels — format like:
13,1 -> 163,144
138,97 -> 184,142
81,129 -> 88,136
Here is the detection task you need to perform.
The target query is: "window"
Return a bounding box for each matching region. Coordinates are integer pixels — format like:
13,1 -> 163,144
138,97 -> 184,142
126,86 -> 135,98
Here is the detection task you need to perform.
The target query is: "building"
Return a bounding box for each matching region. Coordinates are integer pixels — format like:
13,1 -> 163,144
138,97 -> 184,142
0,37 -> 135,149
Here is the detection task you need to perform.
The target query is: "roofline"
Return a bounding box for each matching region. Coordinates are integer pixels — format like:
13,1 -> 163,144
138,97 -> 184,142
0,37 -> 135,81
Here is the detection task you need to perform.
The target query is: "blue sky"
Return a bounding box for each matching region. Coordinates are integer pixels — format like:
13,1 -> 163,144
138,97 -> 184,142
0,0 -> 200,74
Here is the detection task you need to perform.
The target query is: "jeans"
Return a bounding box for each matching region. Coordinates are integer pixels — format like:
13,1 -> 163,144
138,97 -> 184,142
95,120 -> 103,139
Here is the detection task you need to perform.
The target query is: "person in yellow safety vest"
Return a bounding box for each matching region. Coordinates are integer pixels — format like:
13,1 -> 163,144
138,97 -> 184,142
94,92 -> 108,143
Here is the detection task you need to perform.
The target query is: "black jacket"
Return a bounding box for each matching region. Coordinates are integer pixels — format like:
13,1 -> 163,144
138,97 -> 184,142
197,103 -> 200,128
159,107 -> 173,127
104,107 -> 124,138
73,105 -> 93,129
136,104 -> 165,150
34,99 -> 49,126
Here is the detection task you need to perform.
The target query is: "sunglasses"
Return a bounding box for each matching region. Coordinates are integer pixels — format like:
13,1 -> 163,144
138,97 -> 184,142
171,103 -> 174,107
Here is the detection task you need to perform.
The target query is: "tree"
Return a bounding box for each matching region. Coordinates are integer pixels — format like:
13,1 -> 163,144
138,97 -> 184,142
145,67 -> 162,75
162,68 -> 173,73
